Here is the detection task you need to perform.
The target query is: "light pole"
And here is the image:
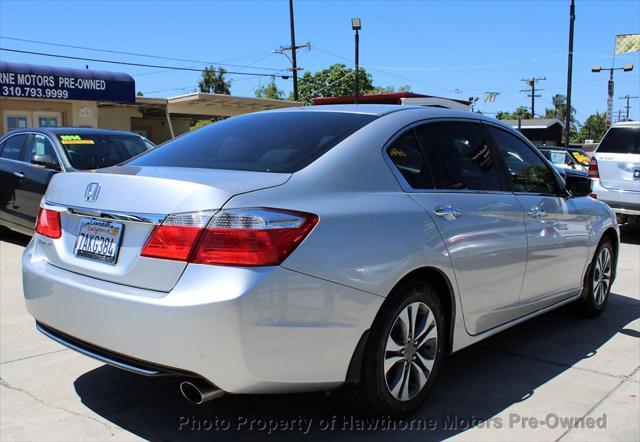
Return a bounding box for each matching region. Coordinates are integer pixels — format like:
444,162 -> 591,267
289,0 -> 299,101
592,64 -> 634,127
351,18 -> 361,104
564,0 -> 575,148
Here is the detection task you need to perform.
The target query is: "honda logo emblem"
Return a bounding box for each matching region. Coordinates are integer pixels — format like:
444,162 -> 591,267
84,183 -> 101,202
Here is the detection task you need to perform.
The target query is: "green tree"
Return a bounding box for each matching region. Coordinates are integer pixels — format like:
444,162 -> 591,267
198,66 -> 231,94
544,94 -> 577,139
254,80 -> 284,100
496,106 -> 532,120
297,64 -> 374,103
577,112 -> 607,143
370,84 -> 412,94
136,91 -> 144,97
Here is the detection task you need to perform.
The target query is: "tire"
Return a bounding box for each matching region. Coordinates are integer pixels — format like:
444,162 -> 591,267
353,279 -> 446,416
576,238 -> 615,317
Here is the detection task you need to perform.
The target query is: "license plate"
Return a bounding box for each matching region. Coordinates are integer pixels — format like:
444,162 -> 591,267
73,218 -> 124,265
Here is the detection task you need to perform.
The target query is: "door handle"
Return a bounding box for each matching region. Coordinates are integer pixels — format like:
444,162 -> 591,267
528,207 -> 547,218
13,171 -> 24,179
434,206 -> 462,220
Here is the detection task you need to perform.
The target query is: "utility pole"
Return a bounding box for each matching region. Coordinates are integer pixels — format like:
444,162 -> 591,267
564,0 -> 575,147
618,94 -> 639,121
520,76 -> 546,117
288,0 -> 299,101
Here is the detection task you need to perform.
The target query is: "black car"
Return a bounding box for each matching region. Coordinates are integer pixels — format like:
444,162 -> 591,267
0,128 -> 155,236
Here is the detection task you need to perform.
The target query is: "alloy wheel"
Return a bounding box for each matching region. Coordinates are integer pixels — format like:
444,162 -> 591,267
592,247 -> 612,305
384,301 -> 438,401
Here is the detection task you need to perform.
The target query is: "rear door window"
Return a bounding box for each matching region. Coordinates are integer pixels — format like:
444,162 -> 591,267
415,121 -> 502,191
386,130 -> 433,189
597,127 -> 640,154
128,112 -> 378,173
0,134 -> 28,161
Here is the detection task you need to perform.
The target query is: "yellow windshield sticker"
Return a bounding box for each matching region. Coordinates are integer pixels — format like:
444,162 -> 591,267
60,135 -> 95,145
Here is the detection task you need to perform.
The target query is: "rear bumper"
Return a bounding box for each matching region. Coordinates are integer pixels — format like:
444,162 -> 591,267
591,179 -> 640,215
22,240 -> 383,394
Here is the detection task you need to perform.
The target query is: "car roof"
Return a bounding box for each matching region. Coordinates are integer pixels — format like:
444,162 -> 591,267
4,127 -> 142,137
612,121 -> 639,128
268,103 -> 508,124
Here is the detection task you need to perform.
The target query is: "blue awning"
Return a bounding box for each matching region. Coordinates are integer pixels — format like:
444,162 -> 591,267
0,61 -> 135,103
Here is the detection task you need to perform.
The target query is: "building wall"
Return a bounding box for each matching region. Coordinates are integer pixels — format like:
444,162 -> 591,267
131,116 -> 191,144
0,98 -> 99,133
97,106 -> 142,132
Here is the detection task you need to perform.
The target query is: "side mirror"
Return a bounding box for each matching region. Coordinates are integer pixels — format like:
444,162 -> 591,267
31,154 -> 59,170
565,174 -> 592,197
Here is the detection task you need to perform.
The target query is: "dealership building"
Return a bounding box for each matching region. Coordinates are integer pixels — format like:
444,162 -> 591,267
0,61 -> 301,144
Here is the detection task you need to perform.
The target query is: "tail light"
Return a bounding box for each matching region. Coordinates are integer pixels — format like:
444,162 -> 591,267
141,208 -> 318,266
588,157 -> 599,178
589,193 -> 598,199
35,208 -> 62,239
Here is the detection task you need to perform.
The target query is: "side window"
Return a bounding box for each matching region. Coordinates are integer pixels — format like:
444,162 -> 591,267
0,134 -> 28,161
22,134 -> 58,164
486,126 -> 558,195
386,130 -> 433,189
415,122 -> 502,191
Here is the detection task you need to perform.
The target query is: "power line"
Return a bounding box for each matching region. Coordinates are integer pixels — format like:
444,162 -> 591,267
618,94 -> 639,121
0,47 -> 289,79
0,36 -> 283,72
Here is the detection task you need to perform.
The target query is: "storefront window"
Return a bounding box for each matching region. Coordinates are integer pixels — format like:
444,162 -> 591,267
7,116 -> 28,131
38,117 -> 58,128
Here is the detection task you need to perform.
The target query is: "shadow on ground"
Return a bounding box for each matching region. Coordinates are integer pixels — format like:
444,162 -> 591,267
74,288 -> 640,441
0,230 -> 31,247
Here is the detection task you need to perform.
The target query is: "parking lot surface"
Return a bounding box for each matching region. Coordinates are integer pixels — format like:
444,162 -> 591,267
1,226 -> 639,441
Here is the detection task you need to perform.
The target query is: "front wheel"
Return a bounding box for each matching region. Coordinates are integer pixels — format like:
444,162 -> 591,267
353,280 -> 446,416
576,238 -> 614,317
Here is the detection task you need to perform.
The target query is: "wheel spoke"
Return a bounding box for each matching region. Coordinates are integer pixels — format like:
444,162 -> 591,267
399,361 -> 411,401
415,350 -> 435,374
416,319 -> 437,348
396,308 -> 411,343
411,360 -> 429,392
409,302 -> 420,340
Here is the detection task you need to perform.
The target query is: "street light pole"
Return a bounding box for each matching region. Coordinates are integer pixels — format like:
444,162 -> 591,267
288,0 -> 299,101
564,0 -> 575,148
351,18 -> 361,104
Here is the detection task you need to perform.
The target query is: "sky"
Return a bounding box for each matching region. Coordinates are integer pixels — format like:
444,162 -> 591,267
1,0 -> 639,123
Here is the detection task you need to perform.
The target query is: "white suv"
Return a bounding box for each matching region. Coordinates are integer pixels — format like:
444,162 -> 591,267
590,121 -> 640,223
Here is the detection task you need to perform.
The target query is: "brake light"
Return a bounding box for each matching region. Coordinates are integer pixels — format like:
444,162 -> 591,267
141,211 -> 213,261
35,208 -> 62,239
588,157 -> 599,178
192,209 -> 318,266
590,193 -> 598,199
140,208 -> 318,266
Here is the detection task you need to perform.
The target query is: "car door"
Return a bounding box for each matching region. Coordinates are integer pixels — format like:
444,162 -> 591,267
386,120 -> 528,335
485,124 -> 591,311
16,133 -> 62,227
0,133 -> 30,228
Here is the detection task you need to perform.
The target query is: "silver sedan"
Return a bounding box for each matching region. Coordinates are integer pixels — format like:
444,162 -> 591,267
22,105 -> 618,415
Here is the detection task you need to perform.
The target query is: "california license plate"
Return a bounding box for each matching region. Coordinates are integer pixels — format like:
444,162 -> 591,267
73,218 -> 124,265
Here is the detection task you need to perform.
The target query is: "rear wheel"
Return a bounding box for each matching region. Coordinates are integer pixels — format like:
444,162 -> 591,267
576,238 -> 614,317
353,279 -> 446,416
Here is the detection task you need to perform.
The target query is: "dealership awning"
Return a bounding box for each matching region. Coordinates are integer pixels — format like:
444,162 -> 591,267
0,61 -> 135,103
165,92 -> 301,117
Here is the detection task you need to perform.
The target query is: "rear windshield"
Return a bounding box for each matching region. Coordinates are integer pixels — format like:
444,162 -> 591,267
128,112 -> 378,173
597,127 -> 640,154
57,133 -> 155,170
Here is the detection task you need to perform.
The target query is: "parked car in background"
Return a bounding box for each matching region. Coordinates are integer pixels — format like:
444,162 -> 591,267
567,147 -> 592,167
0,128 -> 155,235
589,121 -> 640,224
23,106 -> 618,416
538,146 -> 588,172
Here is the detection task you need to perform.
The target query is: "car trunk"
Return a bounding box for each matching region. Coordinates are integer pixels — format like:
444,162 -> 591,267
39,166 -> 290,292
596,153 -> 640,192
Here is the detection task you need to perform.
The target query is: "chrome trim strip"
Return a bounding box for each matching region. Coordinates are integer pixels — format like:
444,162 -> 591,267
43,200 -> 165,224
36,323 -> 161,376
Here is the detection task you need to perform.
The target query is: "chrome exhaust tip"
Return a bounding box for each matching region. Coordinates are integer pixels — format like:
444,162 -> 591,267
179,379 -> 224,404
